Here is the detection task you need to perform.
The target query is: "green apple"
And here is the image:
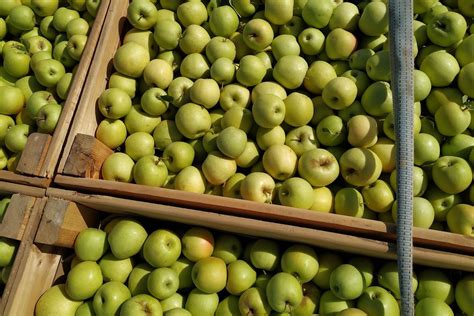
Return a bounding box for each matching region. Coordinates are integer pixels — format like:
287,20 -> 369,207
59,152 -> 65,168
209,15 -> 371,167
420,51 -> 460,87
124,104 -> 161,134
432,156 -> 472,194
339,148 -> 382,187
114,42 -> 150,78
107,218 -> 147,259
414,133 -> 440,166
329,2 -> 359,31
56,72 -> 73,100
36,103 -> 62,134
285,125 -> 317,157
392,197 -> 435,229
266,272 -> 303,313
180,53 -> 210,79
302,0 -> 334,28
96,119 -> 127,149
335,188 -> 364,218
240,172 -> 275,203
281,244 -> 318,283
191,256 -> 227,294
75,301 -> 94,316
298,148 -> 339,187
147,267 -> 179,300
326,28 -> 357,60
377,261 -> 418,299
337,308 -> 368,316
415,297 -> 454,316
319,290 -> 354,315
236,55 -> 266,87
330,264 -> 364,300
175,103 -> 211,139
273,55 -> 308,89
174,166 -> 207,193
278,177 -> 314,209
99,252 -> 134,283
347,115 -> 378,148
361,81 -> 393,117
74,228 -> 108,261
33,58 -> 66,87
163,141 -> 195,173
226,259 -> 256,295
65,261 -> 103,301
143,229 -> 181,268
298,27 -> 324,56
455,35 -> 474,67
124,132 -> 155,162
38,15 -> 57,40
120,294 -> 162,316
171,257 -> 194,290
252,81 -> 287,103
349,48 -> 375,70
424,186 -> 461,221
7,5 -> 35,31
0,237 -> 17,267
250,238 -> 279,271
239,287 -> 272,316
185,289 -> 219,316
358,1 -> 388,36
252,94 -> 286,129
414,69 -> 432,102
442,134 -> 474,160
416,268 -> 454,304
283,92 -> 313,127
310,186 -> 334,213
66,34 -> 87,61
242,18 -> 273,51
221,107 -> 253,133
256,125 -> 285,150
356,286 -> 399,316
66,18 -> 89,38
304,61 -> 337,94
93,281 -> 131,316
161,293 -> 184,313
223,173 -> 246,199
216,295 -> 240,316
4,123 -> 31,153
3,49 -> 31,78
127,0 -> 158,30
455,274 -> 474,315
427,11 -> 467,47
15,75 -> 43,100
262,144 -> 297,181
35,284 -> 82,316
216,126 -> 247,159
447,204 -> 474,236
176,1 -> 207,27
322,77 -> 358,110
52,7 -> 80,32
128,263 -> 153,296
434,102 -> 470,136
211,234 -> 241,264
458,63 -> 474,99
366,50 -> 391,82
271,34 -> 300,61
209,5 -> 238,37
362,180 -> 394,213
0,86 -> 25,115
182,227 -> 214,262
52,41 -> 76,68
210,57 -> 235,85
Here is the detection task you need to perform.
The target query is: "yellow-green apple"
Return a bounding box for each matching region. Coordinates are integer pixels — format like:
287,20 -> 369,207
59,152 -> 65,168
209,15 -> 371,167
337,308 -> 367,316
56,72 -> 73,100
96,119 -> 127,149
285,125 -> 317,157
0,237 -> 17,267
226,259 -> 256,295
458,62 -> 474,98
127,0 -> 158,30
264,0 -> 293,25
366,50 -> 391,81
65,261 -> 103,300
335,188 -> 364,218
185,289 -> 218,316
326,28 -> 357,60
369,138 -> 396,173
188,79 -> 219,110
302,0 -> 334,28
281,244 -> 318,283
209,5 -> 238,37
413,0 -> 437,14
143,59 -> 173,90
319,290 -> 354,315
167,77 -> 192,108
266,272 -> 303,313
124,28 -> 159,59
33,58 -> 66,87
290,282 -> 320,315
99,252 -> 134,283
15,75 -> 43,100
283,92 -> 313,127
329,2 -> 359,31
75,301 -> 94,316
6,5 -> 35,31
154,20 -> 181,51
455,274 -> 474,315
240,172 -> 275,203
414,133 -> 440,166
339,148 -> 382,187
310,187 -> 334,213
98,88 -> 133,120
35,285 -> 82,316
212,234 -> 242,264
221,107 -> 252,133
0,86 -> 25,115
377,261 -> 418,299
425,186 -> 461,221
191,256 -> 227,294
347,115 -> 378,148
421,51 -> 460,87
442,134 -> 474,160
358,1 -> 388,36
341,70 -> 371,98
66,18 -> 89,38
256,126 -> 285,150
455,35 -> 474,67
362,180 -> 394,213
415,297 -> 454,316
113,42 -> 150,78
3,49 -> 31,79
128,263 -> 153,296
390,166 -> 428,197
74,228 -> 108,261
36,103 -> 62,134
427,11 -> 467,47
205,36 -> 236,63
278,177 -> 314,209
223,173 -> 246,199
271,34 -> 300,61
179,24 -> 210,55
349,48 -> 375,71
416,268 -> 454,304
210,57 -> 235,85
202,151 -> 237,185
239,287 -> 272,316
219,84 -> 250,110
147,267 -> 179,300
252,94 -> 286,128
298,148 -> 339,187
52,7 -> 80,32
356,286 -> 399,316
124,132 -> 155,162
160,293 -> 184,312
447,204 -> 474,236
231,0 -> 257,17
392,197 -> 435,228
176,1 -> 207,27
107,218 -> 147,259
361,81 -> 393,117
38,15 -> 57,40
251,81 -> 287,103
235,55 -> 266,87
66,34 -> 87,61
273,55 -> 308,89
384,111 -> 421,141
316,114 -> 346,147
181,227 -> 214,262
52,41 -> 76,68
124,104 -> 161,134
4,123 -> 31,153
175,103 -> 211,139
435,102 -> 471,136
432,156 -> 472,194
120,294 -> 162,316
142,229 -> 181,268
250,238 -> 279,271
215,126 -> 246,159
163,141 -> 195,173
322,77 -> 358,110
216,295 -> 240,315
330,264 -> 364,300
242,18 -> 273,51
101,152 -> 135,182
174,165 -> 207,193
298,27 -> 325,56
261,144 -> 296,181
93,281 -> 131,315
0,0 -> 21,17
414,69 -> 432,102
349,256 -> 374,289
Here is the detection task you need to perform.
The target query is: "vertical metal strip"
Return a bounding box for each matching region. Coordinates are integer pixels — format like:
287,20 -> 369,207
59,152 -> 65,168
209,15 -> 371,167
388,1 -> 415,315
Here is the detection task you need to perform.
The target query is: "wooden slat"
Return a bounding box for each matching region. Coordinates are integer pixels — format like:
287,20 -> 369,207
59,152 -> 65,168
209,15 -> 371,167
0,171 -> 51,189
46,188 -> 474,272
15,133 -> 52,176
58,0 -> 129,173
0,194 -> 36,241
0,181 -> 46,197
53,176 -> 474,255
35,198 -> 100,248
62,134 -> 113,179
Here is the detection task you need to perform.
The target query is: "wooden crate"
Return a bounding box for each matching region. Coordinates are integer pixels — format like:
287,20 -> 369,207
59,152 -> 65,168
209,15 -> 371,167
0,182 -> 46,315
4,188 -> 474,315
0,0 -> 111,188
53,0 -> 474,257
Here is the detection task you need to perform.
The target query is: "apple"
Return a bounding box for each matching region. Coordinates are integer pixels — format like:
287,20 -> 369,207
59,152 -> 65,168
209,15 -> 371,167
163,141 -> 195,173
326,28 -> 357,60
302,0 -> 334,28
160,293 -> 184,312
0,237 -> 17,267
127,263 -> 153,296
392,197 -> 435,229
298,27 -> 325,56
202,151 -> 237,185
427,11 -> 467,47
0,86 -> 25,115
271,34 -> 300,61
210,57 -> 235,85
147,267 -> 179,300
74,228 -> 108,261
236,55 -> 266,87
358,1 -> 388,36
283,92 -> 313,127
414,133 -> 440,166
455,35 -> 474,67
216,295 -> 240,316
285,125 -> 317,157
36,103 -> 62,134
250,238 -> 279,271
225,259 -> 256,296
124,105 -> 161,134
266,272 -> 303,313
212,234 -> 242,264
120,294 -> 163,316
176,1 -> 207,27
75,301 -> 95,316
107,218 -> 148,259
127,0 -> 158,30
361,81 -> 393,117
349,48 -> 375,70
347,115 -> 378,148
239,287 -> 272,316
174,166 -> 207,194
322,77 -> 358,110
362,180 -> 394,213
96,119 -> 127,149
281,244 -> 318,283
153,120 -> 183,151
262,144 -> 297,181
7,5 -> 35,31
420,51 -> 460,87
415,297 -> 454,316
339,148 -> 382,187
432,156 -> 472,194
377,261 -> 418,299
113,42 -> 150,78
52,41 -> 76,68
4,123 -> 31,153
33,58 -> 66,87
330,264 -> 364,300
337,308 -> 368,316
99,252 -> 134,283
65,261 -> 103,300
416,268 -> 454,304
66,18 -> 90,38
251,82 -> 287,103
318,290 -> 354,315
252,94 -> 286,128
256,126 -> 286,150
390,166 -> 429,197
278,177 -> 314,209
209,5 -> 239,37
124,132 -> 155,162
223,173 -> 246,199
185,289 -> 219,316
3,49 -> 31,78
181,227 -> 214,262
435,102 -> 471,136
455,274 -> 474,315
175,103 -> 211,139
356,286 -> 400,316
56,72 -> 73,100
221,107 -> 253,134
447,204 -> 474,236
35,285 -> 82,316
93,281 -> 131,316
335,188 -> 365,218
298,148 -> 339,187
310,186 -> 334,213
15,75 -> 43,100
273,55 -> 308,89
143,229 -> 181,268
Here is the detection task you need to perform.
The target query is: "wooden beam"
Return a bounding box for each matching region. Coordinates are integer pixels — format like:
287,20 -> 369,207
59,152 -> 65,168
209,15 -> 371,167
15,133 -> 52,177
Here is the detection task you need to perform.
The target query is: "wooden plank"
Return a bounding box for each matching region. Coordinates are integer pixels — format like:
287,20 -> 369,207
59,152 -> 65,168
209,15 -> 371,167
15,133 -> 52,176
58,0 -> 129,173
0,194 -> 36,241
62,134 -> 113,179
0,181 -> 46,197
38,0 -> 112,179
52,176 -> 474,255
0,171 -> 51,189
35,198 -> 100,248
46,188 -> 474,272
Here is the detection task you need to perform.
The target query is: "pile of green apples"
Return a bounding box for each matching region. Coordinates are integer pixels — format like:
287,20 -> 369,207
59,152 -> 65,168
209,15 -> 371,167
97,0 -> 473,235
0,236 -> 19,295
0,0 -> 101,171
35,216 -> 474,315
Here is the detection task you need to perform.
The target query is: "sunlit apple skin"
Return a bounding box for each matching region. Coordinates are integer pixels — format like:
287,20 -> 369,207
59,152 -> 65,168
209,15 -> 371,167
240,172 -> 276,203
339,148 -> 382,187
298,148 -> 339,187
35,285 -> 83,316
447,204 -> 474,237
432,156 -> 472,194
